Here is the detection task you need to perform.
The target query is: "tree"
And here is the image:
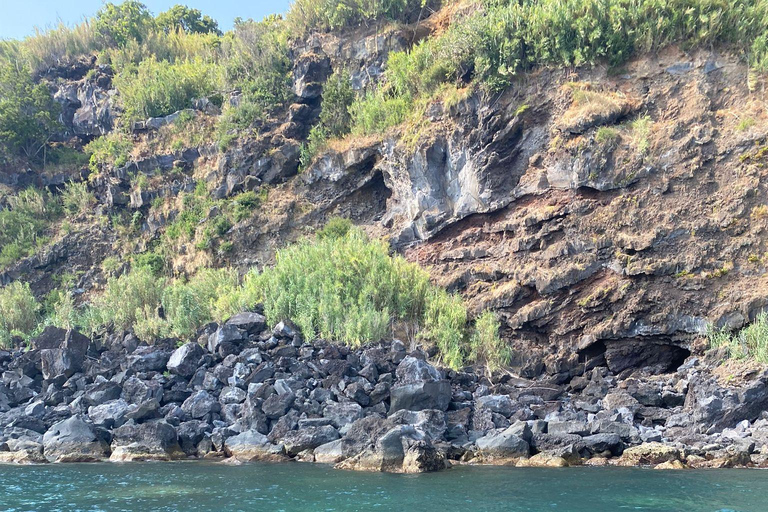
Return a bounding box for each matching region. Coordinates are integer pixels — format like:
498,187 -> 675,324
93,1 -> 154,47
156,5 -> 221,35
319,70 -> 354,137
0,64 -> 60,159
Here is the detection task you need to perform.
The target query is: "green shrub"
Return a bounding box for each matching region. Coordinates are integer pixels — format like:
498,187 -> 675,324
299,125 -> 329,170
709,312 -> 768,363
60,181 -> 94,215
350,90 -> 412,135
114,56 -> 223,124
232,190 -> 260,221
132,251 -> 166,275
0,63 -> 60,159
470,310 -> 510,373
155,5 -> 220,35
287,0 -> 436,35
319,70 -> 355,137
93,0 -> 154,47
0,282 -> 40,348
0,188 -> 54,268
85,131 -> 132,173
316,216 -> 353,240
90,266 -> 166,331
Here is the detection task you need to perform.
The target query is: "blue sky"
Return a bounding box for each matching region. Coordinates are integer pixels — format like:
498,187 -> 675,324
0,0 -> 293,40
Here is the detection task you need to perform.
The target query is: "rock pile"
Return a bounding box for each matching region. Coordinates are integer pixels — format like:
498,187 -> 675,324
2,316 -> 768,471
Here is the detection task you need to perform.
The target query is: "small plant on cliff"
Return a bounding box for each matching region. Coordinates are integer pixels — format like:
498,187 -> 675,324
60,181 -> 95,216
0,282 -> 40,348
470,310 -> 510,374
708,312 -> 768,363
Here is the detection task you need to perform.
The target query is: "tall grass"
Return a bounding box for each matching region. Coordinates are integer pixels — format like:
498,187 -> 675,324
0,282 -> 40,348
113,56 -> 224,124
0,188 -> 56,269
350,0 -> 768,135
709,312 -> 768,363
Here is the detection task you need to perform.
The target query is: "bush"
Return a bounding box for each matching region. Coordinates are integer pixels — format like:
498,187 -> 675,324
470,310 -> 510,373
350,89 -> 412,135
155,5 -> 220,35
316,216 -> 353,240
90,266 -> 166,332
60,181 -> 94,215
319,70 -> 355,137
114,56 -> 223,124
85,131 -> 132,173
0,63 -> 60,159
287,0 -> 436,35
93,1 -> 154,47
0,188 -> 54,268
0,282 -> 40,347
709,312 -> 768,363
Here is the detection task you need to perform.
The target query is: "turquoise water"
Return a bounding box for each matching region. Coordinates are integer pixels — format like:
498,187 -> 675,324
0,462 -> 765,512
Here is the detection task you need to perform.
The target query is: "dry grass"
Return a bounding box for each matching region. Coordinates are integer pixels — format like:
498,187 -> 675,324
559,83 -> 633,134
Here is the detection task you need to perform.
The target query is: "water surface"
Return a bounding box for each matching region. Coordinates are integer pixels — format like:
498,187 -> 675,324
1,462 -> 764,511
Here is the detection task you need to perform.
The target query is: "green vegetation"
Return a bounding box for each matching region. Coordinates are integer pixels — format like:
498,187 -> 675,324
470,310 -> 510,374
0,188 -> 55,269
155,5 -> 220,35
348,0 -> 768,135
0,282 -> 40,348
300,70 -> 356,168
84,131 -> 132,172
0,63 -> 60,159
286,0 -> 436,36
113,56 -> 223,125
60,181 -> 95,216
708,312 -> 768,363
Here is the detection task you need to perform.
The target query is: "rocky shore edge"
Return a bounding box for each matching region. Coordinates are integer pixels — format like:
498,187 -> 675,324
2,311 -> 768,472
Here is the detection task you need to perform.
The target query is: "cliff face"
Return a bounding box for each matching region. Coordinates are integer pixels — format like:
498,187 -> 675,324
2,16 -> 768,382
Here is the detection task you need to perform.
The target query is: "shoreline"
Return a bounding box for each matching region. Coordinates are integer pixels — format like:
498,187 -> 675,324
3,316 -> 768,474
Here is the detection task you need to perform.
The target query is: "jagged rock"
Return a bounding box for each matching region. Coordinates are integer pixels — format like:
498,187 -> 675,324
127,347 -> 170,372
88,399 -> 131,429
313,439 -> 344,464
262,392 -> 295,419
83,381 -> 122,406
476,395 -> 516,417
167,343 -> 204,378
475,426 -> 530,462
40,348 -> 81,381
337,424 -> 446,473
110,420 -> 184,461
282,425 -> 340,456
390,357 -> 451,412
42,416 -> 109,462
618,442 -> 681,466
225,312 -> 266,334
323,401 -> 363,431
224,430 -> 285,461
181,391 -> 220,420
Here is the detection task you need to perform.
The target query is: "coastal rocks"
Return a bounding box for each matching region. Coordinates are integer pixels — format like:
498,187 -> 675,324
167,343 -> 205,378
109,420 -> 184,461
224,430 -> 285,462
617,442 -> 681,466
42,416 -> 110,462
337,424 -> 447,473
390,357 -> 451,412
282,425 -> 340,456
475,426 -> 531,463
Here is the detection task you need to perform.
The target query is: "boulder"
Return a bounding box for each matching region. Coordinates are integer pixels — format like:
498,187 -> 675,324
476,395 -> 516,417
282,425 -> 340,456
262,392 -> 295,419
110,420 -> 184,461
225,312 -> 266,334
323,401 -> 364,431
475,426 -> 530,462
181,390 -> 220,419
127,347 -> 170,372
167,343 -> 204,378
618,442 -> 681,466
88,399 -> 131,429
40,348 -> 81,381
313,439 -> 344,464
224,430 -> 285,461
43,416 -> 109,462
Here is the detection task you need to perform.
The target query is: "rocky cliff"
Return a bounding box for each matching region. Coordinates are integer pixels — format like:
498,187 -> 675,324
1,1 -> 768,471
